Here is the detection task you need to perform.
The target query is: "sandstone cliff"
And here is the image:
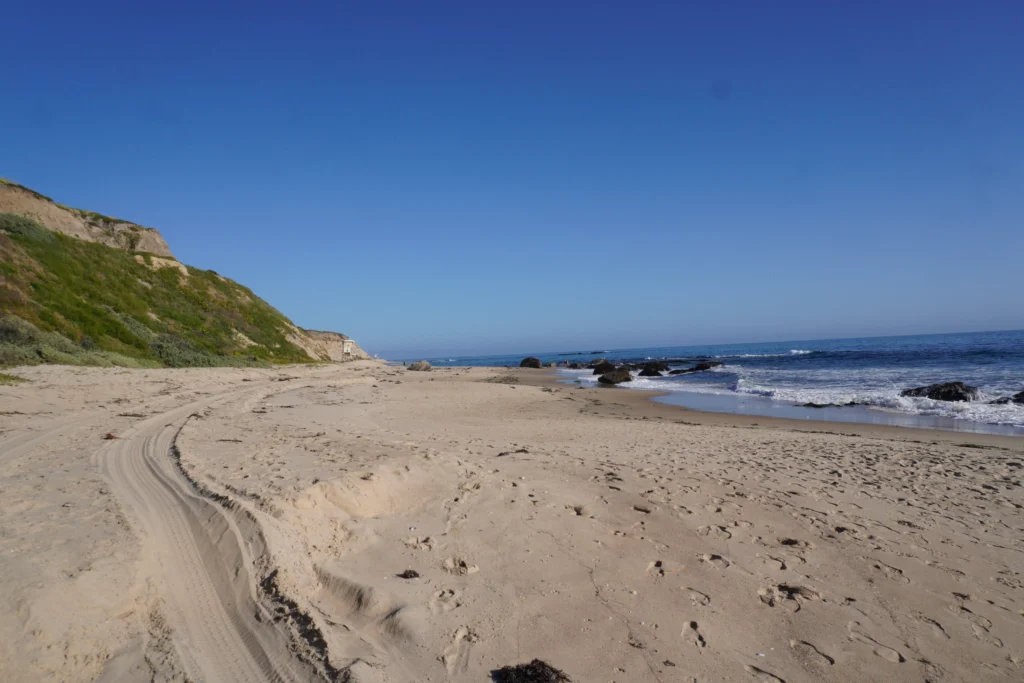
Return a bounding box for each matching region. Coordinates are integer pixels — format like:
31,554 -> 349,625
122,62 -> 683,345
287,327 -> 371,362
0,179 -> 174,257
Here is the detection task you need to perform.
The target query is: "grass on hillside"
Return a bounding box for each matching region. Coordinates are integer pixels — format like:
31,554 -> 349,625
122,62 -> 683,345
0,213 -> 313,368
0,371 -> 27,385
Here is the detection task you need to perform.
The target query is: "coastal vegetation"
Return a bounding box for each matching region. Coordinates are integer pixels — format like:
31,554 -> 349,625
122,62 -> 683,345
0,212 -> 313,368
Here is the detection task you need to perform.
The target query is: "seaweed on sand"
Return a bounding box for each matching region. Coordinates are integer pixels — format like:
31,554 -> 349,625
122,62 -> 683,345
492,659 -> 571,682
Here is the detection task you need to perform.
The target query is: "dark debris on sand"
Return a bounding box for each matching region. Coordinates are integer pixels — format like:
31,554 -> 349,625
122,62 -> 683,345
492,659 -> 571,683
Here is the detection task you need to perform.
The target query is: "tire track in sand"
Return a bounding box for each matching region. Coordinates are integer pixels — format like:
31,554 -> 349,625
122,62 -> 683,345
98,389 -> 329,683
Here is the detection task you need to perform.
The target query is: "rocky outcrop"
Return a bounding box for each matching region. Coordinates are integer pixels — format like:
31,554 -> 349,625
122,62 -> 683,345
592,360 -> 616,375
598,369 -> 632,385
900,382 -> 978,402
0,179 -> 174,257
520,357 -> 542,368
989,391 -> 1024,405
638,362 -> 665,377
408,361 -> 431,371
669,361 -> 724,375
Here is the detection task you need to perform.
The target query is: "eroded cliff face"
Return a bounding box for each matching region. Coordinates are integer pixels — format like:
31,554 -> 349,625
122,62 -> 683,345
0,180 -> 174,257
287,327 -> 371,362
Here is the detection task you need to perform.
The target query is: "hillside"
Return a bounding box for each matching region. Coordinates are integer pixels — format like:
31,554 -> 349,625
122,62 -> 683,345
0,182 -> 367,368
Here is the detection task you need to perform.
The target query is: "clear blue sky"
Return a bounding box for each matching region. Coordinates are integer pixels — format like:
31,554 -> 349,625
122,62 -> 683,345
3,1 -> 1022,358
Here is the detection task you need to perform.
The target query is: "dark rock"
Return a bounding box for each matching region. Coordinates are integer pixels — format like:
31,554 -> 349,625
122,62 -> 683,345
990,391 -> 1024,405
668,361 -> 724,375
492,659 -> 571,683
900,381 -> 978,402
567,362 -> 583,369
397,569 -> 420,579
519,357 -> 542,369
597,369 -> 632,385
592,360 -> 616,375
800,402 -> 837,408
638,362 -> 666,377
407,361 -> 431,371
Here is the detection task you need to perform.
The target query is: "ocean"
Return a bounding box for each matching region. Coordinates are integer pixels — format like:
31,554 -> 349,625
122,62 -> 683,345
419,330 -> 1024,435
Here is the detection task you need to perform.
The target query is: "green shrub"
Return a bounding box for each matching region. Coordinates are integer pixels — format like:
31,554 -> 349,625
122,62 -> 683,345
0,213 -> 55,243
0,315 -> 42,345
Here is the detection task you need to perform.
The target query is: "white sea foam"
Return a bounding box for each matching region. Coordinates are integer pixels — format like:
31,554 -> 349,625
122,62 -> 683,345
556,368 -> 1024,427
711,349 -> 815,358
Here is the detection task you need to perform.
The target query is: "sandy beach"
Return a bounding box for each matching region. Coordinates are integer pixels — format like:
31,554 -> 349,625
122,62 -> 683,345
1,360 -> 1022,683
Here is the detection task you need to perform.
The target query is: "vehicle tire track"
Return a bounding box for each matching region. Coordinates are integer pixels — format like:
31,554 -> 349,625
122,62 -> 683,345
98,391 -> 329,683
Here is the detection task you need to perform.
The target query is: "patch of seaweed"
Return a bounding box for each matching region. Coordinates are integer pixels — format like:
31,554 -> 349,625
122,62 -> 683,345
492,659 -> 571,683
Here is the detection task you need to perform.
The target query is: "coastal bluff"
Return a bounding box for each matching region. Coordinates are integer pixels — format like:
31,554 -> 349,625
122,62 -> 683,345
1,178 -> 174,257
293,328 -> 370,361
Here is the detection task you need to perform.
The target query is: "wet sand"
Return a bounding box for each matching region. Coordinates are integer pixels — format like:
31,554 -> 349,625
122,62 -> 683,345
1,362 -> 1022,682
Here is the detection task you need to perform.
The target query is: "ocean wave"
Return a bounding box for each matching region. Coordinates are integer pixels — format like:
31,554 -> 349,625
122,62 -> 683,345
556,368 -> 1024,427
712,349 -> 816,359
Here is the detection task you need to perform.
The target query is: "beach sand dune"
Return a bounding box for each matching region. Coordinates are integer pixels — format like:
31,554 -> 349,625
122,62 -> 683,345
1,362 -> 1022,682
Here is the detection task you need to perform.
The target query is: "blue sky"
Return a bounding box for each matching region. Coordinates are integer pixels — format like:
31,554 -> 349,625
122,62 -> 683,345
3,1 -> 1022,358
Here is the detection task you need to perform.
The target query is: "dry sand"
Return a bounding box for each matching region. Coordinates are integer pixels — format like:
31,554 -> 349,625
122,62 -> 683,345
1,362 -> 1022,682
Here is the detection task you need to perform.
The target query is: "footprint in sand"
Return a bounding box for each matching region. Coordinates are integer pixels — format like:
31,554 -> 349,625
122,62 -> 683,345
916,614 -> 948,639
442,556 -> 479,576
430,588 -> 461,614
685,588 -> 711,606
847,621 -> 904,663
681,621 -> 706,648
441,626 -> 476,675
647,560 -> 666,577
757,554 -> 788,571
758,584 -> 821,612
699,553 -> 731,569
869,559 -> 910,584
698,525 -> 733,540
744,664 -> 785,681
948,605 -> 1003,648
404,536 -> 435,551
777,537 -> 813,550
790,639 -> 834,666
